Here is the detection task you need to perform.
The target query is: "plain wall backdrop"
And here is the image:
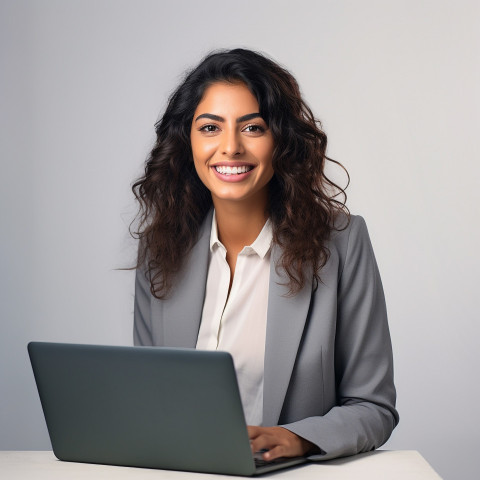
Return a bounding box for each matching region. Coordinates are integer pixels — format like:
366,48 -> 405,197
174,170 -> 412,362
1,1 -> 479,478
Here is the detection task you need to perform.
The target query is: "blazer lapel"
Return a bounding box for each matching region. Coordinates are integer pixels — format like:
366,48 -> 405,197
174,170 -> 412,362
263,245 -> 313,426
161,210 -> 213,348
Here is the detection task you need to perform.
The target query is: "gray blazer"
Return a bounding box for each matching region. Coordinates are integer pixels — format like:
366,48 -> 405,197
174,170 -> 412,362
133,211 -> 399,461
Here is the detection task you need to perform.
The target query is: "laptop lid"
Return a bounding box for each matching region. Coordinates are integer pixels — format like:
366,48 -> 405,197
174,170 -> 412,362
28,342 -> 306,476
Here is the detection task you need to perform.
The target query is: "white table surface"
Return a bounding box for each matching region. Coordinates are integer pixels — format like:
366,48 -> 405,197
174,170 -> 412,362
0,450 -> 442,479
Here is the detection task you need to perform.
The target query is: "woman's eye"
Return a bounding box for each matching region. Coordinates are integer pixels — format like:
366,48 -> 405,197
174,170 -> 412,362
244,124 -> 265,134
199,124 -> 219,133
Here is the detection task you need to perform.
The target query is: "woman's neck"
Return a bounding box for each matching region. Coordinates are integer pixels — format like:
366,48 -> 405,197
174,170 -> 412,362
212,197 -> 269,290
213,200 -> 268,253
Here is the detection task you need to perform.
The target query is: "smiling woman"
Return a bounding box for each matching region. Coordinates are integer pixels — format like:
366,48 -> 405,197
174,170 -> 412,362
131,48 -> 398,463
190,82 -> 275,209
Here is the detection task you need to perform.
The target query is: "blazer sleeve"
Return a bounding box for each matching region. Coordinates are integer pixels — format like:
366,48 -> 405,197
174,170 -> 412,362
133,266 -> 154,346
282,216 -> 399,460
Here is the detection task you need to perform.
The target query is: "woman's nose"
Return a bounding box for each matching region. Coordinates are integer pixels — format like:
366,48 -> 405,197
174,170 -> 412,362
221,129 -> 244,157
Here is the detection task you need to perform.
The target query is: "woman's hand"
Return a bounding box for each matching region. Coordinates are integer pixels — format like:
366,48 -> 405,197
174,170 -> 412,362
247,426 -> 316,461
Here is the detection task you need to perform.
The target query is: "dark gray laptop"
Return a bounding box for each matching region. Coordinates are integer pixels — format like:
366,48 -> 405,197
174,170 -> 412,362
28,342 -> 307,476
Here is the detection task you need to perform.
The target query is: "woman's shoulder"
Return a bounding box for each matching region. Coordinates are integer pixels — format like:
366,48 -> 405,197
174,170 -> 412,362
331,212 -> 368,241
329,212 -> 373,262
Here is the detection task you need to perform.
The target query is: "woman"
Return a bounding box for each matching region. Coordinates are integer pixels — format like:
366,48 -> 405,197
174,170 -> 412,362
132,48 -> 398,462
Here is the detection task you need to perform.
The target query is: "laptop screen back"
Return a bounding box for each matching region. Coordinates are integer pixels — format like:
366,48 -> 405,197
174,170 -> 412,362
28,342 -> 257,476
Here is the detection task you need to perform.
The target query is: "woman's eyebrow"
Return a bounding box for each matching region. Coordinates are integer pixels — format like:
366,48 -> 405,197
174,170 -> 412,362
237,113 -> 262,123
194,112 -> 262,123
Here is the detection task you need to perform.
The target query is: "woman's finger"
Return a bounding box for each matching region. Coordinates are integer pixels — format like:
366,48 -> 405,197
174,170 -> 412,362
249,432 -> 276,453
262,445 -> 288,461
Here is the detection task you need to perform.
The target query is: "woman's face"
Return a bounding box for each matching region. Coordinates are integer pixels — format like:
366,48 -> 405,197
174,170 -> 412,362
190,82 -> 275,209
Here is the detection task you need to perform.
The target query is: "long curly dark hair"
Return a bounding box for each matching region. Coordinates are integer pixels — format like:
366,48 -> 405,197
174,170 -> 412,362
131,48 -> 349,298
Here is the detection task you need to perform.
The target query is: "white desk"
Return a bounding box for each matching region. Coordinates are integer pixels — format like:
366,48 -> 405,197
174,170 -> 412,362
0,450 -> 442,479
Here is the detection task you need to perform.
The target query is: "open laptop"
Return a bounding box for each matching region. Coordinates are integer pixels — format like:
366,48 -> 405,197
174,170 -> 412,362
28,342 -> 307,476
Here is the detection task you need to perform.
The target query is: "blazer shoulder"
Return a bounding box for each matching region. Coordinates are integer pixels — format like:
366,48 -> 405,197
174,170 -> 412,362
329,213 -> 372,272
330,212 -> 368,247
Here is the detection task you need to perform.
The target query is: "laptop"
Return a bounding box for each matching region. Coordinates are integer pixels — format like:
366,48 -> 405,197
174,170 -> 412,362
28,342 -> 307,476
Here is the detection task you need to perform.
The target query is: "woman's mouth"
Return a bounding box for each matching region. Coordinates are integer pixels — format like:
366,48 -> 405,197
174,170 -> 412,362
214,165 -> 254,175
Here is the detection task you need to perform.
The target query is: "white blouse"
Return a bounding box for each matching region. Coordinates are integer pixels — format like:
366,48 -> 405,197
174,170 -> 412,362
196,213 -> 272,426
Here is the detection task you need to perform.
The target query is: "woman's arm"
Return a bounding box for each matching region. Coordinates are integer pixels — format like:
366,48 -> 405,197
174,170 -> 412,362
252,216 -> 398,461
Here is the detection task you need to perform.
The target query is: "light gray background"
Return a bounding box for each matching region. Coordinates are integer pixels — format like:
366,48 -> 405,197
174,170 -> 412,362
1,1 -> 478,478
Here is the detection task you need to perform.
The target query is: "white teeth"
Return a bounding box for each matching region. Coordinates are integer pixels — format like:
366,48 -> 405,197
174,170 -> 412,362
214,165 -> 252,175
